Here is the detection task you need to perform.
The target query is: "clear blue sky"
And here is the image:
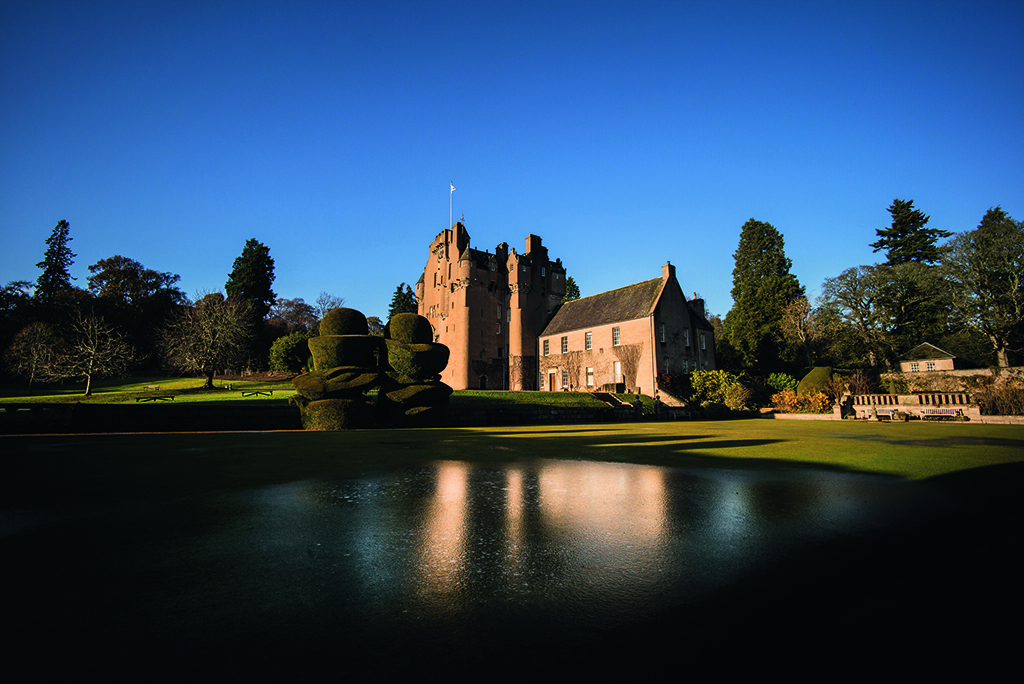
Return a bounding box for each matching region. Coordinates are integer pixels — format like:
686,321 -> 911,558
2,0 -> 1022,321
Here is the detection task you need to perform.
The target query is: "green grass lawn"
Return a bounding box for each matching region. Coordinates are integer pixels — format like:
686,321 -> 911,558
3,420 -> 1022,486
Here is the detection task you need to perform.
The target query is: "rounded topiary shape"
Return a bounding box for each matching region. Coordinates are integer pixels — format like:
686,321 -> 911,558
384,339 -> 449,382
385,313 -> 433,344
300,397 -> 375,430
320,308 -> 369,337
307,335 -> 382,372
797,366 -> 832,396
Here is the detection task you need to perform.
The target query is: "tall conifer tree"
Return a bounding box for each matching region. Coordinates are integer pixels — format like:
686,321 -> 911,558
871,199 -> 950,265
35,219 -> 76,305
225,238 -> 276,319
723,218 -> 804,370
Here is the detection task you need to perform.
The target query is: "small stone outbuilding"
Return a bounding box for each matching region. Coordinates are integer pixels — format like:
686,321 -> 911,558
899,343 -> 958,373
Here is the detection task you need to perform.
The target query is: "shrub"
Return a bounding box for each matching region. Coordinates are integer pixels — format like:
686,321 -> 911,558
797,366 -> 832,396
320,308 -> 369,336
724,383 -> 752,410
690,370 -> 741,404
385,313 -> 433,344
976,380 -> 1024,415
767,372 -> 798,393
772,389 -> 831,413
269,331 -> 315,372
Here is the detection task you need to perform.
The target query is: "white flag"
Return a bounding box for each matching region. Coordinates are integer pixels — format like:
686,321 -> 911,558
450,182 -> 455,192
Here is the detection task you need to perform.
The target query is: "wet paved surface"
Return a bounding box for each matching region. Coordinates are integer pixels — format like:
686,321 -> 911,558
5,457 -> 1021,676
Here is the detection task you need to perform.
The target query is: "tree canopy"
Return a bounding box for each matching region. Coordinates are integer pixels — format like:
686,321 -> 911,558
388,283 -> 417,319
723,218 -> 804,370
160,293 -> 254,387
562,276 -> 581,302
225,238 -> 276,319
35,219 -> 76,305
871,199 -> 951,265
87,255 -> 186,309
940,206 -> 1024,367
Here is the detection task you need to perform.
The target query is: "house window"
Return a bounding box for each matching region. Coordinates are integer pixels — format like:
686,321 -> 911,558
659,323 -> 666,343
700,333 -> 706,350
542,267 -> 546,277
586,367 -> 594,386
683,359 -> 688,372
910,362 -> 920,372
540,374 -> 545,389
613,361 -> 621,382
496,323 -> 501,335
561,370 -> 568,388
561,336 -> 568,354
543,340 -> 549,356
585,332 -> 592,350
684,329 -> 690,347
612,327 -> 620,346
926,362 -> 936,371
497,305 -> 502,319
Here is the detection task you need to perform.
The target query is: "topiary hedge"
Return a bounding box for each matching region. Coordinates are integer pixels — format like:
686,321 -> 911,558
797,366 -> 832,396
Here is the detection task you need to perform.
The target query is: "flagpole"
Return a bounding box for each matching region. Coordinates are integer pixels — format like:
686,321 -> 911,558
449,182 -> 454,228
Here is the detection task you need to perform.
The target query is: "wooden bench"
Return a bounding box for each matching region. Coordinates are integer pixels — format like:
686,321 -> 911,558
921,407 -> 964,420
240,389 -> 275,397
136,394 -> 174,402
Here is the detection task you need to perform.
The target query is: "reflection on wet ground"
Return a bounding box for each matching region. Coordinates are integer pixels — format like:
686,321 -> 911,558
5,457 -> 1022,676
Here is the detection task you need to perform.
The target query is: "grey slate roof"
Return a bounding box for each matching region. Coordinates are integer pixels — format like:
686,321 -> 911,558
900,342 -> 956,361
541,278 -> 664,336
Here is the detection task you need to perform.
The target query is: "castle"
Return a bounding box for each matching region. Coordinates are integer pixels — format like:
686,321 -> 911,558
417,222 -> 716,393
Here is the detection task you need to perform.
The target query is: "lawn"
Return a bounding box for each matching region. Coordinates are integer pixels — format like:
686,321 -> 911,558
3,419 -> 1022,485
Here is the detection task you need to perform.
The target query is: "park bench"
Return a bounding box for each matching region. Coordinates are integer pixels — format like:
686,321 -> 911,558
921,407 -> 964,421
136,385 -> 174,402
240,388 -> 275,397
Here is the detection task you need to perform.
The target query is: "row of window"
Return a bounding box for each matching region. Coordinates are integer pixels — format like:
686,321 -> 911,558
542,326 -> 706,355
908,362 -> 936,372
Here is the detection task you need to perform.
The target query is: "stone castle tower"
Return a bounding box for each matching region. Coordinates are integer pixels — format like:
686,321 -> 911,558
416,222 -> 566,390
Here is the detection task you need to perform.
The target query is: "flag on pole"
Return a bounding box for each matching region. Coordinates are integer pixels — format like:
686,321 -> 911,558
451,182 -> 455,192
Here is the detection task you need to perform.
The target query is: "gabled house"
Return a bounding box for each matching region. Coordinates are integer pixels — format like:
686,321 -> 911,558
537,263 -> 715,395
899,343 -> 958,373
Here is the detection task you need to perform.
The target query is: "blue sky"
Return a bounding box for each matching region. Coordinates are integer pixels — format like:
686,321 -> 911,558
2,0 -> 1022,321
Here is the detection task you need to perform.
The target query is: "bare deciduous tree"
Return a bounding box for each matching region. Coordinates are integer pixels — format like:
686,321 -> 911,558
160,293 -> 254,388
3,321 -> 61,394
60,311 -> 136,395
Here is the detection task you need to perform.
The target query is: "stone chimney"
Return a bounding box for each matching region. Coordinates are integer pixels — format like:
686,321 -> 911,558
662,261 -> 675,282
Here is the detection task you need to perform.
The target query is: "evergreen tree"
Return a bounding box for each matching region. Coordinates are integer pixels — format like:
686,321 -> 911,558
940,206 -> 1024,367
387,283 -> 417,319
562,276 -> 581,302
35,219 -> 76,305
871,199 -> 951,265
225,238 -> 276,319
723,219 -> 804,370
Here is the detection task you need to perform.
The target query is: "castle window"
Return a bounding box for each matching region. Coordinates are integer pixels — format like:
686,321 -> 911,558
612,327 -> 620,346
542,267 -> 546,277
497,305 -> 502,319
585,332 -> 592,350
684,329 -> 690,347
561,336 -> 568,354
659,323 -> 665,343
700,333 -> 706,350
543,340 -> 550,356
496,323 -> 501,335
561,370 -> 568,388
586,367 -> 594,386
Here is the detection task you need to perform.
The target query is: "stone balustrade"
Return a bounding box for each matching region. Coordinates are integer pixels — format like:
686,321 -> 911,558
847,393 -> 980,421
